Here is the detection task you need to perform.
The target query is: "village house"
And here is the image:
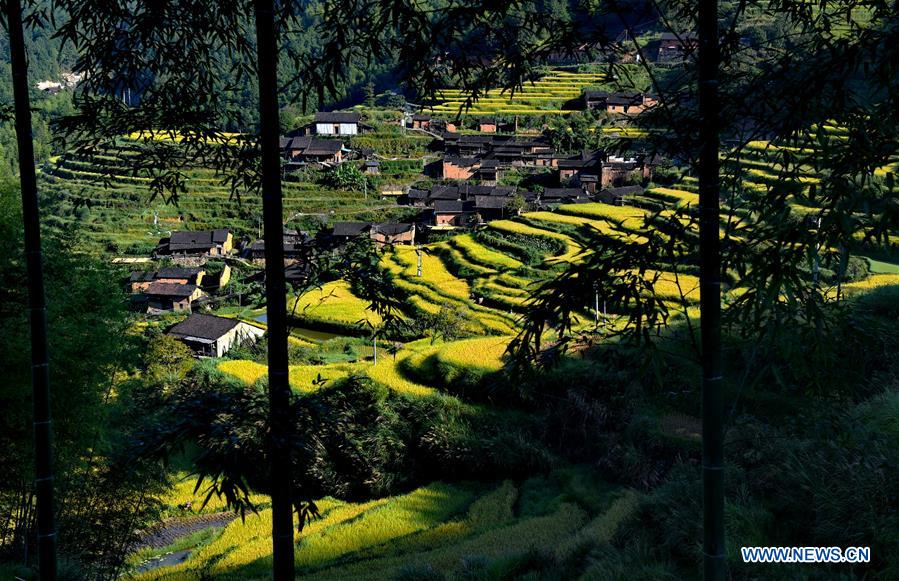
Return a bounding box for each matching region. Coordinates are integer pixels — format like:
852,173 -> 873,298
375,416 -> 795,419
442,134 -> 552,163
605,92 -> 657,115
474,195 -> 514,221
363,160 -> 380,175
441,157 -> 479,180
657,32 -> 699,62
411,114 -> 431,129
582,90 -> 656,114
558,150 -> 605,187
433,200 -> 475,227
142,282 -> 206,314
429,119 -> 457,133
473,159 -> 503,185
371,223 -> 416,245
601,156 -> 647,188
280,136 -> 344,165
129,267 -> 206,293
244,230 -> 310,263
428,185 -> 464,201
155,229 -> 233,258
167,313 -> 265,357
597,185 -> 644,205
310,111 -> 363,136
402,188 -> 430,207
558,151 -> 652,190
541,188 -> 588,205
478,118 -> 497,133
326,221 -> 416,245
583,89 -> 609,111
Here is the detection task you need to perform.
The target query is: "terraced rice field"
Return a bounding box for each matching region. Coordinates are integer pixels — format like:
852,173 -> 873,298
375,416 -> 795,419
429,71 -> 605,116
38,140 -> 407,254
134,472 -> 638,581
291,281 -> 382,332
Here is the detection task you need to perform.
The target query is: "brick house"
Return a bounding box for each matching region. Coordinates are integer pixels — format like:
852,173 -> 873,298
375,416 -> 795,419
657,32 -> 698,62
143,282 -> 205,314
155,229 -> 233,258
478,118 -> 497,133
327,221 -> 415,245
371,223 -> 416,245
433,200 -> 474,226
129,267 -> 205,293
583,89 -> 610,110
474,195 -> 513,221
597,185 -> 643,205
280,136 -> 344,164
167,313 -> 265,357
442,157 -> 479,180
411,114 -> 431,129
605,92 -> 656,115
541,188 -> 587,205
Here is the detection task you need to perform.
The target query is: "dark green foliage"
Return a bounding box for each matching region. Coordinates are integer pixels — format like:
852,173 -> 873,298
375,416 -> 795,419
322,162 -> 369,192
474,229 -> 566,266
0,182 -> 166,576
133,370 -> 555,510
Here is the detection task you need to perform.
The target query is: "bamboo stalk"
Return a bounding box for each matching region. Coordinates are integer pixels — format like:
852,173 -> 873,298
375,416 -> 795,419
5,0 -> 58,577
698,1 -> 726,579
252,0 -> 295,578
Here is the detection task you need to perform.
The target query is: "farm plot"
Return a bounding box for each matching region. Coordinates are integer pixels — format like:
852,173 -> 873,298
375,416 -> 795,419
429,71 -> 605,116
134,473 -> 636,581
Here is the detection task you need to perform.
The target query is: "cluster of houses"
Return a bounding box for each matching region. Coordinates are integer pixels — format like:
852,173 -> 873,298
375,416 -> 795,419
277,112 -> 369,171
434,132 -> 657,191
134,95 -> 668,357
582,91 -> 657,115
400,183 -> 644,228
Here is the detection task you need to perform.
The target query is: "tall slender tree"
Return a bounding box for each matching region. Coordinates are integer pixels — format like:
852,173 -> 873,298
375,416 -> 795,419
698,1 -> 724,578
252,0 -> 295,577
5,0 -> 58,578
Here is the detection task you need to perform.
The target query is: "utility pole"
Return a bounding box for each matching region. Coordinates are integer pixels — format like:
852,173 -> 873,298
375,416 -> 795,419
812,216 -> 822,285
416,245 -> 423,277
5,0 -> 58,577
594,288 -> 599,326
698,0 -> 726,578
252,0 -> 295,577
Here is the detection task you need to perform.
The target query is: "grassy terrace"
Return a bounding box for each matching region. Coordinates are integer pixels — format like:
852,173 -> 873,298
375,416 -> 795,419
428,71 -> 606,116
39,139 -> 414,254
133,470 -> 637,581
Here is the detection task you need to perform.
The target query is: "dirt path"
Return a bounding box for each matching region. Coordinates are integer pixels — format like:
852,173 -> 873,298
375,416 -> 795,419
136,512 -> 237,550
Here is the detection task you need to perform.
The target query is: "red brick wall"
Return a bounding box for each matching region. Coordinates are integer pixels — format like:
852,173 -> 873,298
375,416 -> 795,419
442,161 -> 475,180
435,213 -> 459,226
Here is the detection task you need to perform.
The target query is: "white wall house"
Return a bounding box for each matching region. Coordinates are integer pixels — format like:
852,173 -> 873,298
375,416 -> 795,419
313,112 -> 362,136
167,313 -> 266,358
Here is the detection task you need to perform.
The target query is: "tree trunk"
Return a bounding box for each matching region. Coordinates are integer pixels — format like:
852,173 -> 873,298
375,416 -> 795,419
697,1 -> 726,579
5,0 -> 58,577
252,0 -> 295,577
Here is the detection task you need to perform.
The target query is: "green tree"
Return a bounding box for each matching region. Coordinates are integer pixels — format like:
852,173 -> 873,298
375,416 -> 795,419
0,181 -> 164,577
363,81 -> 376,107
324,162 -> 369,191
144,329 -> 195,385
